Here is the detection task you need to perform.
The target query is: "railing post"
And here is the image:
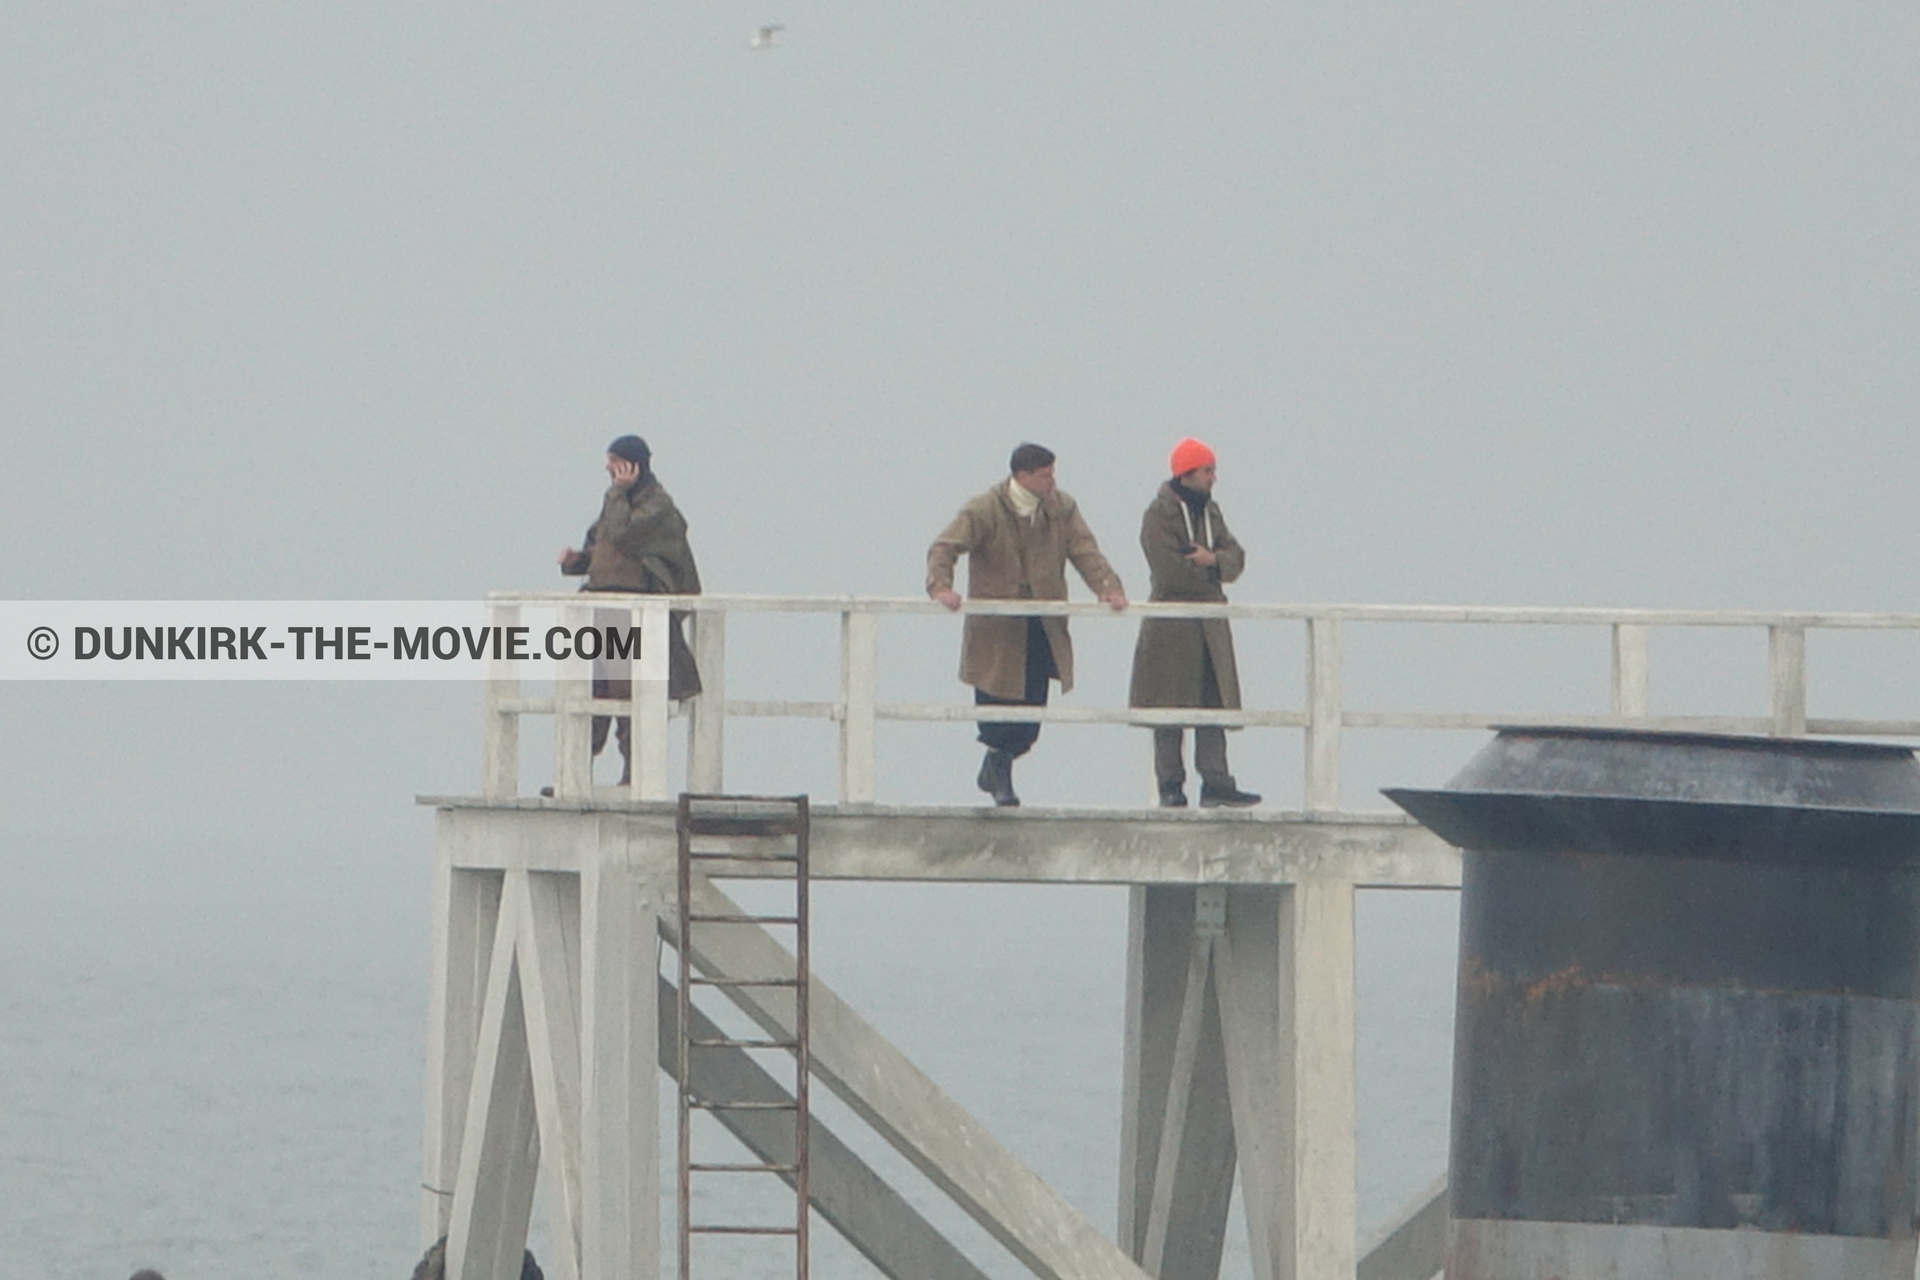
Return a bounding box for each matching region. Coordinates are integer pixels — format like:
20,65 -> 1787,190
686,607 -> 726,794
482,601 -> 521,799
839,609 -> 879,804
1769,622 -> 1808,737
634,598 -> 672,801
1304,615 -> 1343,814
1611,623 -> 1650,719
553,599 -> 594,801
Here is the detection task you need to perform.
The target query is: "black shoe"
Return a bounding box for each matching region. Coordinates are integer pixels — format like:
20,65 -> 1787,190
1159,786 -> 1188,808
977,748 -> 1020,807
1199,783 -> 1261,808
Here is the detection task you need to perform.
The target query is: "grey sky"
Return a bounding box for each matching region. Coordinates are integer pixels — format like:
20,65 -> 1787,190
1,2 -> 1916,1268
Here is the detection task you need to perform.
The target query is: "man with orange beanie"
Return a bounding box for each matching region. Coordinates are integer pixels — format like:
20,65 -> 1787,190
1127,438 -> 1260,807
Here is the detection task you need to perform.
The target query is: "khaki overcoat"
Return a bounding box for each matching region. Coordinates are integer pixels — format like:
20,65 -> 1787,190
926,480 -> 1124,701
562,475 -> 703,700
1129,482 -> 1245,710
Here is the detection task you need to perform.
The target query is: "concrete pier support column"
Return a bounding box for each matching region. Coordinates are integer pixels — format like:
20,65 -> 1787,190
1120,886 -> 1237,1280
1120,881 -> 1357,1280
427,811 -> 670,1280
577,816 -> 666,1280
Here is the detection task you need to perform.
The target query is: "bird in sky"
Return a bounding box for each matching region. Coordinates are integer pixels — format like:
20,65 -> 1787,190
751,24 -> 784,49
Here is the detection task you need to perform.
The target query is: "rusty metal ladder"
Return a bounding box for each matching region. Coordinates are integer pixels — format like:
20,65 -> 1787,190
675,793 -> 811,1280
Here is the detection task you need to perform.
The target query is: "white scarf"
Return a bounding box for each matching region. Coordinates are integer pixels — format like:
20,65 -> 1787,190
1177,495 -> 1213,549
1006,477 -> 1041,523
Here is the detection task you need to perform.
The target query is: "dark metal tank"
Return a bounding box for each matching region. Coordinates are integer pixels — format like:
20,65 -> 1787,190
1387,727 -> 1920,1279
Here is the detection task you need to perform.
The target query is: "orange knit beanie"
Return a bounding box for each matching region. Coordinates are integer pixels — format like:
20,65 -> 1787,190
1168,438 -> 1216,477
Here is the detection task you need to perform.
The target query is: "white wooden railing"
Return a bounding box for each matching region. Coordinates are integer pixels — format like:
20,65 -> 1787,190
480,593 -> 1920,808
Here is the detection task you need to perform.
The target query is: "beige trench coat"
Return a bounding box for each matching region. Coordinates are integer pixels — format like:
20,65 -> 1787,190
1129,483 -> 1245,710
926,480 -> 1124,701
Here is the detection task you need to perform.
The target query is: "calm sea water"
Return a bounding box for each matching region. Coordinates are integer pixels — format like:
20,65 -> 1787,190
0,850 -> 1457,1280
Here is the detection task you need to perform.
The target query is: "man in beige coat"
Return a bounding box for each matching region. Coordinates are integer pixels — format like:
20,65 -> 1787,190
928,443 -> 1127,806
1128,438 -> 1260,807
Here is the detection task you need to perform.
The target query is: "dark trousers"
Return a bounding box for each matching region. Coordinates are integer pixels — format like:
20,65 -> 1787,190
586,604 -> 699,762
590,603 -> 633,761
975,618 -> 1055,759
1153,649 -> 1234,790
591,672 -> 630,759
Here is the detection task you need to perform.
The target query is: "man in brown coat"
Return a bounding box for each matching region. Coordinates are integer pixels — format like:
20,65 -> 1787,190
558,434 -> 702,785
1128,438 -> 1260,807
928,443 -> 1127,806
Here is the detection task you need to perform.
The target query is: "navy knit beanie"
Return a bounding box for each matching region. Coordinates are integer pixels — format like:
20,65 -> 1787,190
607,435 -> 651,465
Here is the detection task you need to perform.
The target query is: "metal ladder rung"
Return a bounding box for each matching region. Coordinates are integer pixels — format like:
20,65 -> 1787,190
688,1161 -> 800,1174
684,817 -> 803,837
686,912 -> 799,924
689,851 -> 799,862
688,1036 -> 799,1049
689,1099 -> 798,1111
690,976 -> 799,988
689,1225 -> 800,1236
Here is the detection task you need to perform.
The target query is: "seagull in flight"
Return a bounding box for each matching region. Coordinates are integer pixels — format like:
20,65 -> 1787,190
751,24 -> 784,49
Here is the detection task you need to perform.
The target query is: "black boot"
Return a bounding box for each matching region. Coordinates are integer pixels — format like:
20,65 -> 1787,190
1199,780 -> 1261,808
1158,784 -> 1188,808
977,748 -> 1019,807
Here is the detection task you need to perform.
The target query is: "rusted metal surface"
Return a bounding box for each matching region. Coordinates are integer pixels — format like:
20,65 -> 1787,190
1387,728 -> 1920,1280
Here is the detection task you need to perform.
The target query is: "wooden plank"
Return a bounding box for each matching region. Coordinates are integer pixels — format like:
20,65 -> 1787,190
1119,887 -> 1237,1280
1769,623 -> 1808,737
840,610 -> 879,803
424,805 -> 1465,890
517,872 -> 586,1280
578,834 -> 662,1280
687,611 -> 726,793
423,853 -> 503,1245
1305,618 -> 1343,814
446,887 -> 541,1280
635,600 -> 672,802
1610,624 -> 1649,719
483,602 -> 523,799
488,590 -> 1920,628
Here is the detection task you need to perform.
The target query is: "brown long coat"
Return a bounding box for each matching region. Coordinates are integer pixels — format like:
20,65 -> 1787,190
1129,482 -> 1245,710
561,475 -> 703,700
926,480 -> 1124,701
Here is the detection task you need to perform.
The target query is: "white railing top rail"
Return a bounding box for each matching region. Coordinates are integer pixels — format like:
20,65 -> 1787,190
479,591 -> 1920,809
487,591 -> 1920,629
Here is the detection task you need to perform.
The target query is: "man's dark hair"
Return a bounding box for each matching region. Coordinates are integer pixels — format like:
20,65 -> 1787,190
1009,443 -> 1055,474
607,434 -> 651,467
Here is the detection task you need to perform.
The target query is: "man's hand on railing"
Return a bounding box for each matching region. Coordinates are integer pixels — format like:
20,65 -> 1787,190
933,589 -> 963,612
1101,589 -> 1129,612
